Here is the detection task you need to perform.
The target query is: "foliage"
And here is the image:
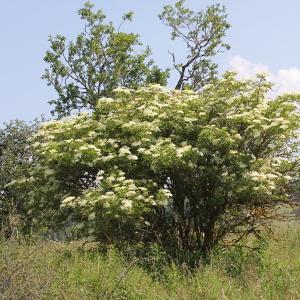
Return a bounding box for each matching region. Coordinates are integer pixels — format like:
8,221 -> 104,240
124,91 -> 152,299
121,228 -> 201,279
43,1 -> 169,118
0,120 -> 38,235
159,1 -> 230,90
17,73 -> 300,252
43,1 -> 231,117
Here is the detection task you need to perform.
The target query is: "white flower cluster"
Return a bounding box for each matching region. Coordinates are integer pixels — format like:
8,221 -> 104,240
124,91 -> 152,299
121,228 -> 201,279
113,87 -> 132,97
61,196 -> 76,208
247,171 -> 280,193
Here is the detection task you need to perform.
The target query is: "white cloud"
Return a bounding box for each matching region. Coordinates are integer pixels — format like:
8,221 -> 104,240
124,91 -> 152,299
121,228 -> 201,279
229,55 -> 300,95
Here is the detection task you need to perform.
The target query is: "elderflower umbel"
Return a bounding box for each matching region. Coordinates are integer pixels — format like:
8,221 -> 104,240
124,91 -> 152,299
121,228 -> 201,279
121,199 -> 133,210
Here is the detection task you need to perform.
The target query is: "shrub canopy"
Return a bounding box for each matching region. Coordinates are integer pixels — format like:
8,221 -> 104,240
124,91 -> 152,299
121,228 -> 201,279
17,73 -> 300,251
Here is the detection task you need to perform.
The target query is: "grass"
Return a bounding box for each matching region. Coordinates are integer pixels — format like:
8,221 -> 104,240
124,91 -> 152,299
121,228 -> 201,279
0,221 -> 300,299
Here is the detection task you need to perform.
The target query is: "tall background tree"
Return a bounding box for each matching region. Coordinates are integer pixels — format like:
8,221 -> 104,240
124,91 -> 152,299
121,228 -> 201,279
159,1 -> 230,90
43,1 -> 169,118
43,1 -> 230,117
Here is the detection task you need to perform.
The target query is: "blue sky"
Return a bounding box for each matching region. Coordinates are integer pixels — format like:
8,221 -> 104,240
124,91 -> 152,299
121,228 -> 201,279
1,0 -> 300,123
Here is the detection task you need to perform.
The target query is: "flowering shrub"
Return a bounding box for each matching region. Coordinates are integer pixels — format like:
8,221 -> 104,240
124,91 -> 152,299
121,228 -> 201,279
18,73 -> 300,251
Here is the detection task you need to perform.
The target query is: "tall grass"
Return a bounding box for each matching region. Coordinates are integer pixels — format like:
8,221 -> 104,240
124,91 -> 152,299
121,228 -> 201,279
0,221 -> 300,299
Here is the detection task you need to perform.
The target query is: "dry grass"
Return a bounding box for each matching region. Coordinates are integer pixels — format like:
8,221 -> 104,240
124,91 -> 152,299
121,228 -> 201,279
0,219 -> 300,299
